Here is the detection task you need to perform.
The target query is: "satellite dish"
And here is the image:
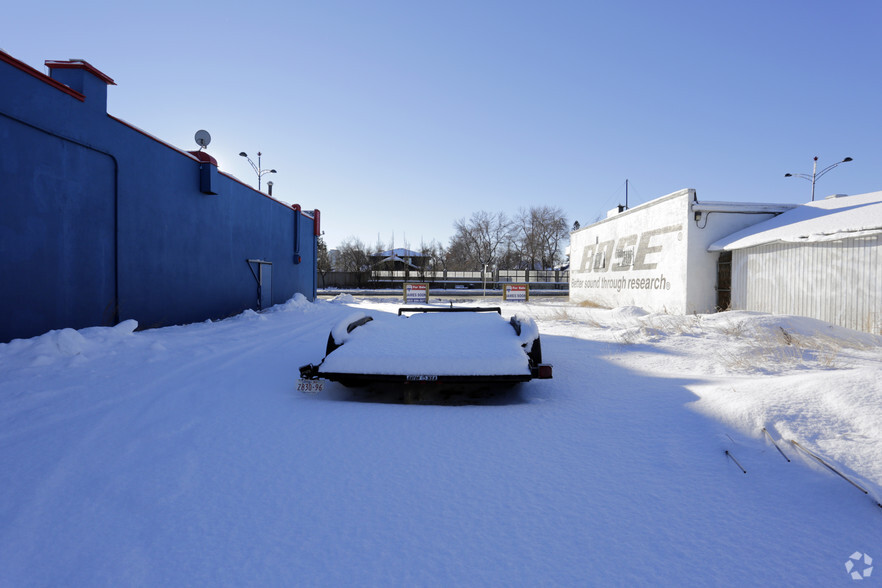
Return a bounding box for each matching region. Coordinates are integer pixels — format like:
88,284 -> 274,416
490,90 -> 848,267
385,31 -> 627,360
194,130 -> 211,150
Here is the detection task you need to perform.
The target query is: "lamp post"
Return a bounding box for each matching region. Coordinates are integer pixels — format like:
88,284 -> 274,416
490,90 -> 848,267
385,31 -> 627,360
784,156 -> 853,201
239,151 -> 277,191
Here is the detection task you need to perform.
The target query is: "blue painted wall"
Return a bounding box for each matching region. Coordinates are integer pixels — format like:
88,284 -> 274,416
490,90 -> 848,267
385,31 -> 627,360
0,52 -> 318,343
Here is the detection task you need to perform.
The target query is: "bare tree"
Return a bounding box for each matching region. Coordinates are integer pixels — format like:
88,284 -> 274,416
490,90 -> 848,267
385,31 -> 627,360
443,236 -> 472,271
426,239 -> 446,273
336,236 -> 372,287
448,211 -> 511,270
513,206 -> 569,269
334,206 -> 567,279
542,209 -> 570,269
497,240 -> 526,270
373,235 -> 387,258
412,239 -> 445,281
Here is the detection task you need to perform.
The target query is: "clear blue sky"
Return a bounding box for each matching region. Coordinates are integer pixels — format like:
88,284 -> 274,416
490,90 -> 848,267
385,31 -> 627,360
4,0 -> 881,250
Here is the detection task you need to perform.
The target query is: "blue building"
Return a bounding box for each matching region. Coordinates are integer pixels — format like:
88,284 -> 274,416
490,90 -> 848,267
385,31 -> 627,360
0,51 -> 320,343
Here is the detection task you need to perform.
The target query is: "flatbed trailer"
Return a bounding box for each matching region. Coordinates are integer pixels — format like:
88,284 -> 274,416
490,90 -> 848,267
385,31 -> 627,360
299,307 -> 552,389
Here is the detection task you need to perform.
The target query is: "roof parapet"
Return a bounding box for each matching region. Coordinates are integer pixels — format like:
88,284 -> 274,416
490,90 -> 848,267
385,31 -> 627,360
45,59 -> 115,113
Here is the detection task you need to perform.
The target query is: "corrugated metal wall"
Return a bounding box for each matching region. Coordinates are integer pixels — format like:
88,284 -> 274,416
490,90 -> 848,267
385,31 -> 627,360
1,53 -> 319,342
731,235 -> 882,333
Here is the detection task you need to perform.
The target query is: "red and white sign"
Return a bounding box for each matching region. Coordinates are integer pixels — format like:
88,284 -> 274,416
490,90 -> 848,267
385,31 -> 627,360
504,284 -> 528,302
404,283 -> 428,304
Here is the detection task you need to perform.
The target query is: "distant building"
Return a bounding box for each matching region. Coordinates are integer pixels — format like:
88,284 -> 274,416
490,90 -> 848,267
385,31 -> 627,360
0,51 -> 320,342
710,191 -> 882,333
371,248 -> 427,270
570,188 -> 882,334
328,249 -> 341,271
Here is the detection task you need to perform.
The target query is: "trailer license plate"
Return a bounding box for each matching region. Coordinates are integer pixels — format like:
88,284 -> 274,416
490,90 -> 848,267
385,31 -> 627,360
407,375 -> 438,382
297,379 -> 324,394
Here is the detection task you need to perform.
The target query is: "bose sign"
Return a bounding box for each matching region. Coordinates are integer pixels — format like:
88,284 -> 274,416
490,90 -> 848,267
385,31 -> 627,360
571,224 -> 682,299
569,188 -> 788,314
569,189 -> 694,313
576,224 -> 683,273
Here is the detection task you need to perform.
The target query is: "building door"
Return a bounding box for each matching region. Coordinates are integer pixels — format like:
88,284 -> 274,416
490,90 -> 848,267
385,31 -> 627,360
247,259 -> 273,310
259,263 -> 272,310
716,251 -> 732,311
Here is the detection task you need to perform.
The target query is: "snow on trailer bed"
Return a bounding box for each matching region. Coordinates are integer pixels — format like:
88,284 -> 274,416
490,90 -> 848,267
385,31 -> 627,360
299,306 -> 551,387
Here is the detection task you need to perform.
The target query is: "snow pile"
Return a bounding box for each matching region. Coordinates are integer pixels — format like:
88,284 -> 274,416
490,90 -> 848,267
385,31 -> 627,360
268,292 -> 317,313
522,303 -> 882,494
0,319 -> 139,370
690,369 -> 882,490
327,292 -> 357,304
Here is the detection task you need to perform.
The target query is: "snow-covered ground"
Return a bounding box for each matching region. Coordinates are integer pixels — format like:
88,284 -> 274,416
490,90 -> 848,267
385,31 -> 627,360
1,294 -> 880,585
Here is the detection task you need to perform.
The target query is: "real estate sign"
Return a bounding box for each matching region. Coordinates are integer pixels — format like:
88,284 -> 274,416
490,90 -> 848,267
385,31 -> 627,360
503,283 -> 529,302
403,283 -> 429,304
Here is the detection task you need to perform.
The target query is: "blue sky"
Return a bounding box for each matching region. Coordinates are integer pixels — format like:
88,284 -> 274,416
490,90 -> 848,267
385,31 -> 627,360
4,0 -> 881,249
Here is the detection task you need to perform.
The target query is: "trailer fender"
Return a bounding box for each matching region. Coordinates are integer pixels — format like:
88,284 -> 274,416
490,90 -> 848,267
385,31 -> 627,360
327,312 -> 374,355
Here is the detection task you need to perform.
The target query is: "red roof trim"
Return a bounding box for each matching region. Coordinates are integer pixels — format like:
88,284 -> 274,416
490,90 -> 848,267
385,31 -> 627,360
45,59 -> 116,86
187,150 -> 218,166
108,116 -> 304,212
110,114 -> 200,159
0,50 -> 85,102
217,170 -> 305,211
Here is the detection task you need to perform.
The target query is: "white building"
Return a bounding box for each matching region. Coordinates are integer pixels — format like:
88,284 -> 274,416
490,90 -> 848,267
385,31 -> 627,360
569,189 -> 794,314
709,191 -> 882,334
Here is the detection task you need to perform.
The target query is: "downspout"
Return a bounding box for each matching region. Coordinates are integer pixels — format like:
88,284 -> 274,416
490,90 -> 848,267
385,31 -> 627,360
0,111 -> 120,325
312,210 -> 320,300
311,209 -> 320,300
292,204 -> 302,264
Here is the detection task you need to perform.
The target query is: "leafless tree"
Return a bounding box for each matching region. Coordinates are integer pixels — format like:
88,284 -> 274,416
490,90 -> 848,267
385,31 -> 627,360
443,236 -> 471,271
426,240 -> 447,273
336,236 -> 373,286
448,211 -> 512,270
513,205 -> 569,269
412,239 -> 446,280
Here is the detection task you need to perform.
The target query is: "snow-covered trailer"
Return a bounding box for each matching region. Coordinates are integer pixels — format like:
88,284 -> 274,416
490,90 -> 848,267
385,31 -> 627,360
569,189 -> 794,313
299,307 -> 552,390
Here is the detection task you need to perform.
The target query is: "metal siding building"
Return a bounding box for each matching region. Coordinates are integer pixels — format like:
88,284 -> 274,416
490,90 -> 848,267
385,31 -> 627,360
0,51 -> 320,343
713,191 -> 882,334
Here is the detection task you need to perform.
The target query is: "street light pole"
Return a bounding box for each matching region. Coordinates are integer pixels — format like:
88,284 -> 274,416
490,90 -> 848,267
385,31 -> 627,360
239,151 -> 277,192
785,156 -> 853,201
